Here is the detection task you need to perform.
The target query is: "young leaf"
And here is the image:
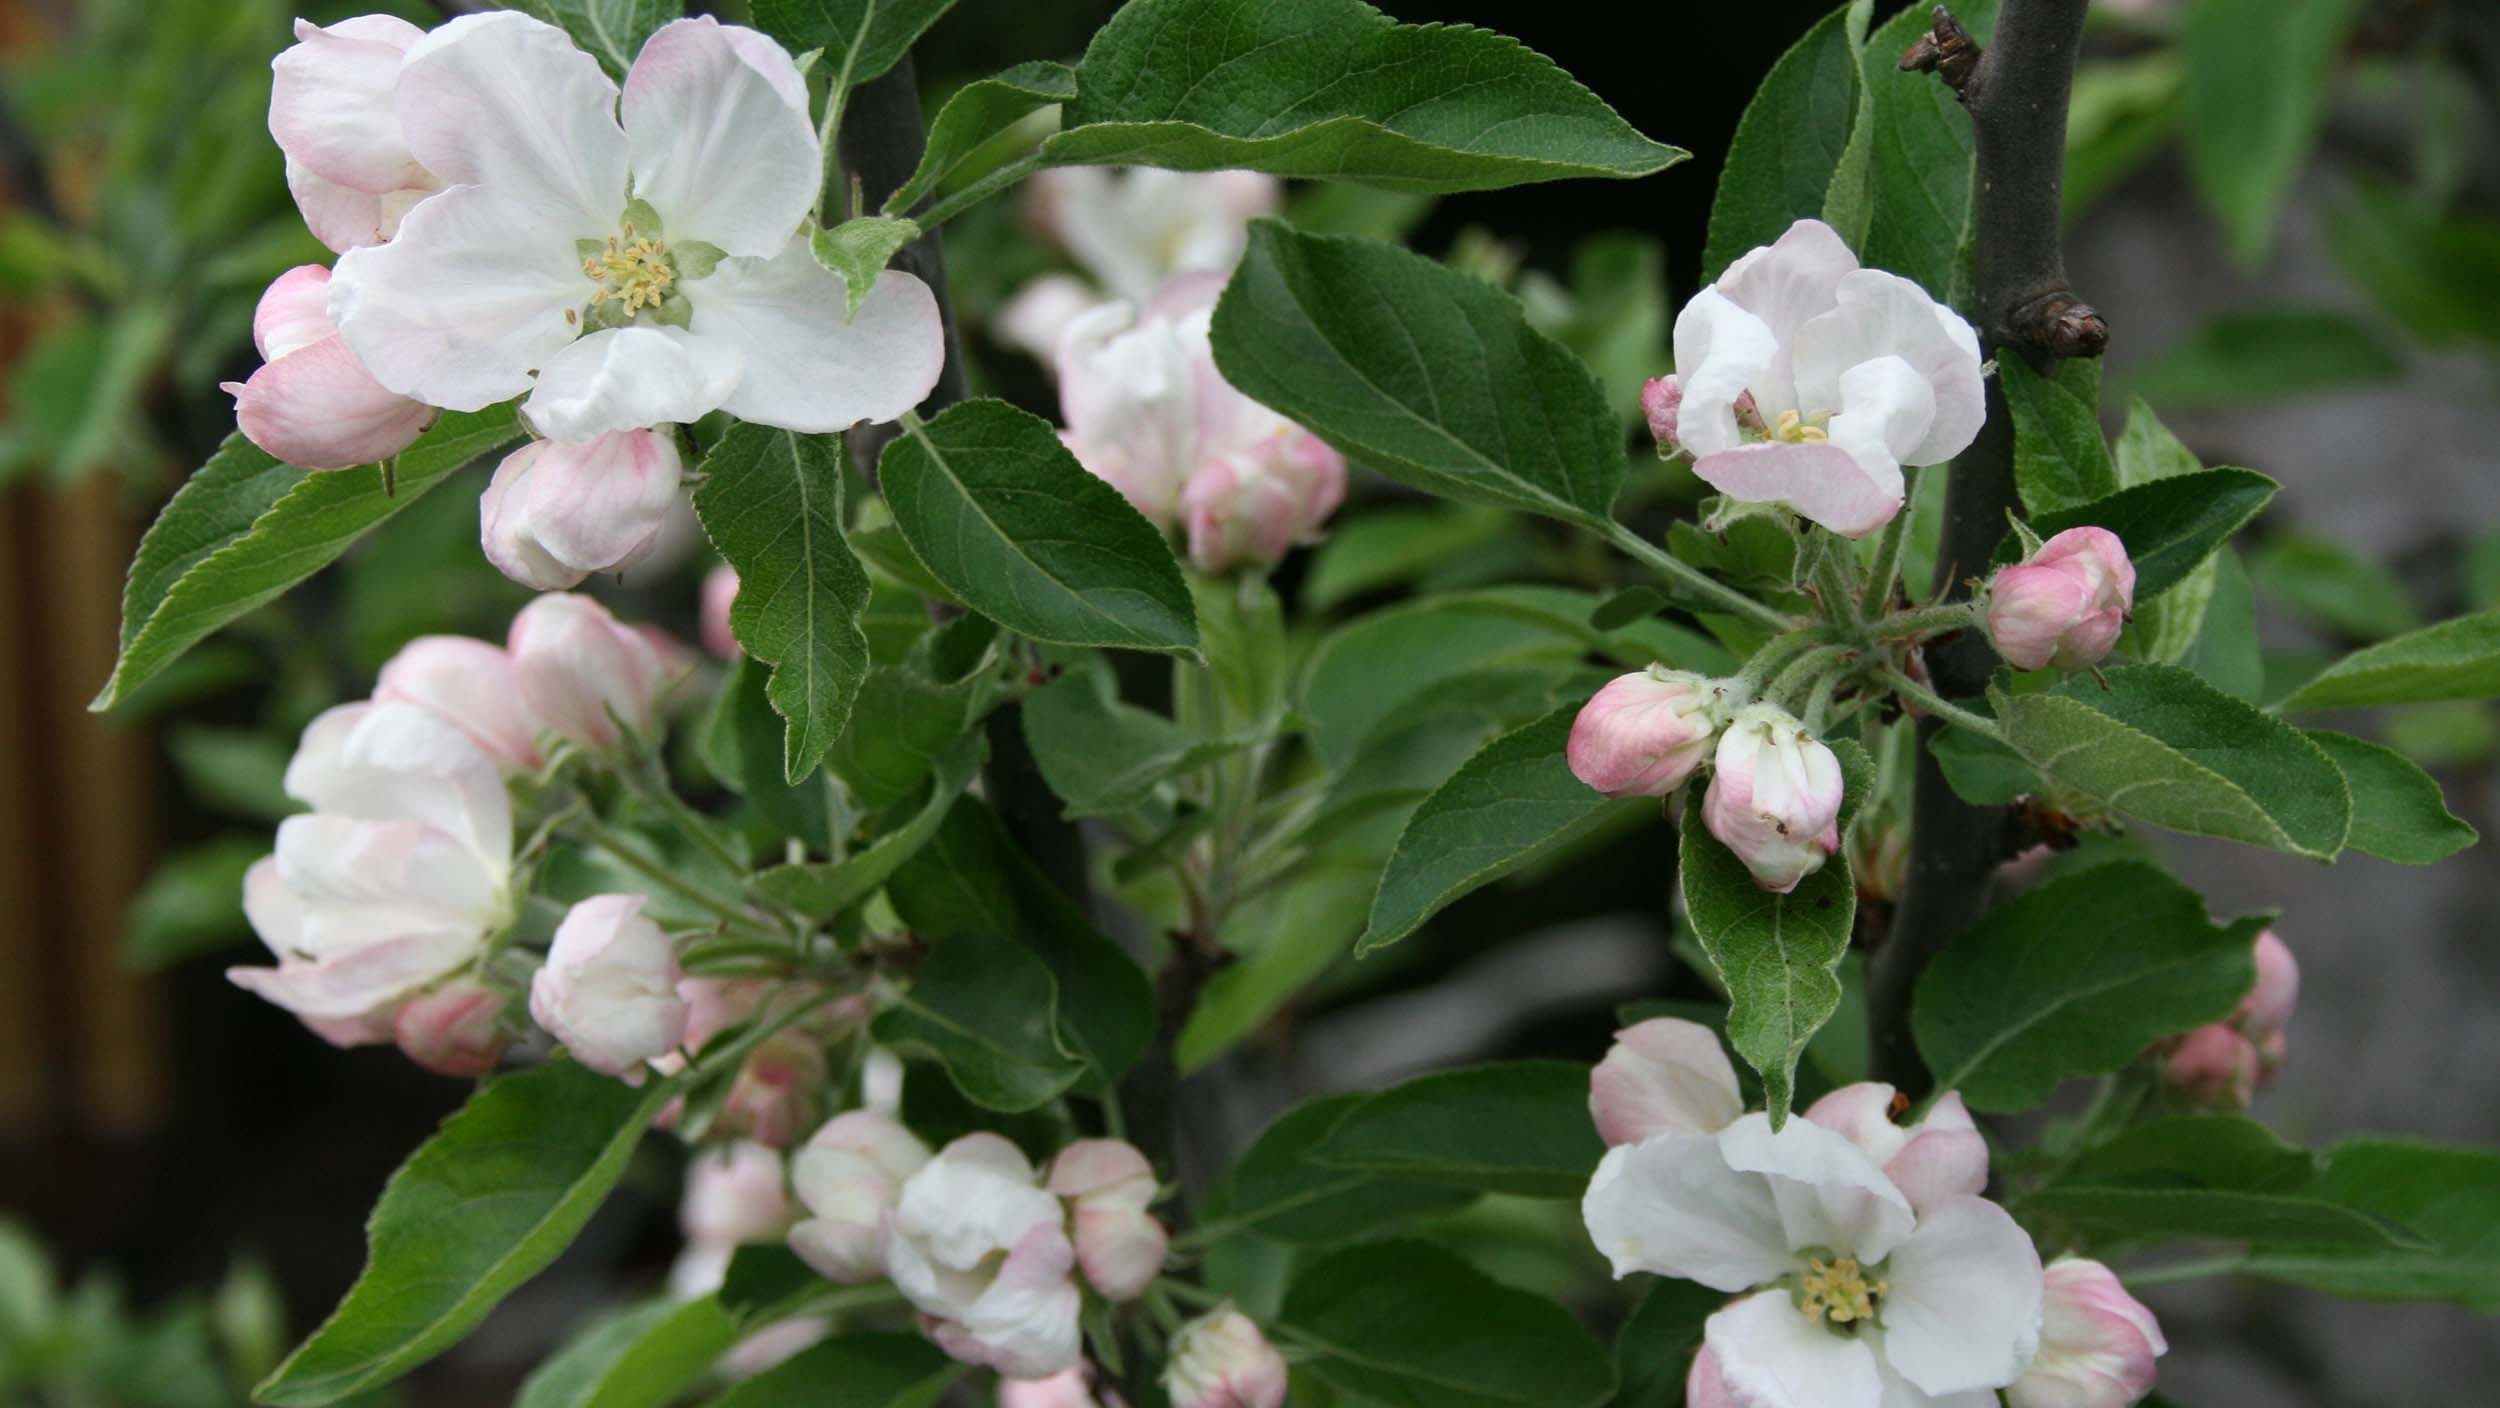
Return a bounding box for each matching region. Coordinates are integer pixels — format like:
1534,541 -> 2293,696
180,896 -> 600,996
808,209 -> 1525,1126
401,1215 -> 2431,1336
692,425 -> 873,784
1913,862 -> 2261,1112
1991,664 -> 2351,858
516,0 -> 682,78
1359,706 -> 1640,955
1211,223 -> 1626,530
2275,610 -> 2500,713
2003,355 -> 2118,516
2181,0 -> 2368,266
2112,396 -> 2203,486
257,1063 -> 674,1405
1850,0 -> 2000,299
748,0 -> 953,86
1051,0 -> 1683,192
2304,731 -> 2476,864
888,61 -> 1076,214
2244,1139 -> 2500,1311
702,656 -> 829,854
512,1296 -> 740,1408
2248,531 -> 2421,640
2021,1116 -> 2419,1252
2010,467 -> 2278,602
754,736 -> 980,918
878,400 -> 1198,654
1199,1094 -> 1477,1246
1704,0 -> 1867,282
93,408 -> 524,711
869,929 -> 1086,1112
703,1331 -> 960,1408
1022,673 -> 1247,817
1278,1241 -> 1616,1408
1307,1061 -> 1605,1199
1678,791 -> 1856,1125
809,216 -> 921,318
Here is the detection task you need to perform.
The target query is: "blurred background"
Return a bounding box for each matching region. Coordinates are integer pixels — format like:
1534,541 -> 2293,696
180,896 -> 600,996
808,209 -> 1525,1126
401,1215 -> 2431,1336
2,0 -> 2494,1402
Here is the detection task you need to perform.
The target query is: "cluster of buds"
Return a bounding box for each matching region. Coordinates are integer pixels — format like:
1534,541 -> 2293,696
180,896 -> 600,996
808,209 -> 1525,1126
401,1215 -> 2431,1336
2164,929 -> 2300,1109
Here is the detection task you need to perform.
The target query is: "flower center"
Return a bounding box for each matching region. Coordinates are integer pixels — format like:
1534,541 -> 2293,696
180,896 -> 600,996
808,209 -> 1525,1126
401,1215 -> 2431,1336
582,224 -> 678,316
1771,408 -> 1830,444
1796,1255 -> 1886,1328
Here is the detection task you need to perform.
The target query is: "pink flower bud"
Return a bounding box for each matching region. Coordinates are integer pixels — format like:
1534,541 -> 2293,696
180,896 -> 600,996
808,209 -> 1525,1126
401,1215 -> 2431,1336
1986,527 -> 2136,672
2007,1257 -> 2166,1408
717,1031 -> 829,1150
681,1140 -> 795,1250
223,265 -> 433,469
999,1368 -> 1107,1408
1701,704 -> 1843,893
788,1109 -> 931,1283
529,895 -> 687,1079
1589,1017 -> 1743,1146
1179,431 -> 1347,574
507,593 -> 679,750
374,635 -> 543,772
1047,1139 -> 1166,1302
392,977 -> 508,1078
701,566 -> 742,660
2165,1023 -> 2260,1109
1685,1345 -> 1739,1408
1567,668 -> 1720,798
1641,375 -> 1684,455
1803,1082 -> 1990,1216
2235,929 -> 2298,1048
267,17 -> 442,251
480,431 -> 685,591
1163,1307 -> 1287,1408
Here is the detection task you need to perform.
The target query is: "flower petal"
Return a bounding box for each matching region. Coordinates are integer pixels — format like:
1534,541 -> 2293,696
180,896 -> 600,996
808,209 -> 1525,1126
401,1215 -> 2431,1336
254,265 -> 340,362
1692,440 -> 1903,539
622,18 -> 818,257
281,701 -> 513,868
285,158 -> 434,254
273,814 -> 502,951
1793,269 -> 1984,468
1715,1112 -> 1914,1266
1825,355 -> 1935,479
330,183 -> 589,411
520,429 -> 686,573
270,15 -> 428,195
692,241 -> 944,433
523,326 -> 744,441
480,445 -> 591,591
1710,218 -> 1859,414
1590,1016 -> 1745,1144
242,855 -> 302,959
1581,1134 -> 1797,1291
396,10 -> 627,227
1671,288 -> 1778,456
227,930 -> 475,1023
1706,1289 -> 1884,1408
231,335 -> 435,470
1879,1195 -> 2044,1397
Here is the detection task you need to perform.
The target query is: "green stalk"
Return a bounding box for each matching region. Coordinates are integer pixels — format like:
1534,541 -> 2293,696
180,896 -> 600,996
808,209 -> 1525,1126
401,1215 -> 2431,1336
1603,522 -> 1796,632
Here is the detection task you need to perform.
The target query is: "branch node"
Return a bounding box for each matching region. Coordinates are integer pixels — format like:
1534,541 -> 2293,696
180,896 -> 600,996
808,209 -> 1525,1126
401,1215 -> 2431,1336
2011,290 -> 2111,359
1900,5 -> 1982,101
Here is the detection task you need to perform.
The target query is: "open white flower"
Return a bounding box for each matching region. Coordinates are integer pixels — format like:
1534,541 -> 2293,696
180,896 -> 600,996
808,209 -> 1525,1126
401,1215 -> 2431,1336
883,1133 -> 1082,1379
329,12 -> 943,443
1674,219 -> 1983,537
1585,1113 -> 2042,1408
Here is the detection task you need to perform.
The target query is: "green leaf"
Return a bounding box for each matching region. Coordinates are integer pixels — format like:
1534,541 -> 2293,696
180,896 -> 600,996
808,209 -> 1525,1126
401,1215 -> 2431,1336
93,408 -> 524,711
2112,397 -> 2203,486
1050,0 -> 1682,192
885,799 -> 1155,1086
1300,503 -> 1512,610
1211,223 -> 1625,530
748,0 -> 953,86
1991,663 -> 2351,857
257,1062 -> 673,1405
516,0 -> 682,78
1308,1061 -> 1604,1199
1703,1 -> 1866,283
808,216 -> 921,319
2004,355 -> 2118,516
513,1297 -> 739,1408
827,665 -> 983,811
2275,610 -> 2500,713
702,656 -> 828,853
2324,180 -> 2500,353
1359,706 -> 1638,955
703,1331 -> 960,1408
754,736 -> 979,918
2023,1116 -> 2419,1252
869,929 -> 1085,1112
692,425 -> 873,784
1278,1241 -> 1615,1408
1678,790 -> 1856,1125
2013,467 -> 2277,603
2244,1139 -> 2500,1310
1021,673 -> 1246,818
1913,862 -> 2261,1112
2127,307 -> 2403,409
2177,548 -> 2264,700
2304,730 -> 2476,864
878,400 -> 1197,654
1850,0 -> 1999,298
1201,1094 -> 1478,1245
2181,0 -> 2367,265
123,836 -> 265,972
1607,1278 -> 1720,1408
1178,860 -> 1374,1073
889,61 -> 1076,214
2248,532 -> 2421,641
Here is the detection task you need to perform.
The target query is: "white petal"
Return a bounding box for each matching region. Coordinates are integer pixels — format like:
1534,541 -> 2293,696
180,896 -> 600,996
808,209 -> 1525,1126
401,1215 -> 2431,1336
622,18 -> 818,257
1825,355 -> 1937,471
285,157 -> 434,254
1692,440 -> 1903,539
523,326 -> 744,441
282,701 -> 514,869
1879,1195 -> 2044,1397
241,855 -> 302,959
1671,289 -> 1778,456
1707,1290 -> 1884,1408
521,429 -> 685,573
273,815 -> 502,949
329,183 -> 589,411
1581,1134 -> 1796,1291
269,15 -> 427,195
1716,1113 -> 1915,1266
227,931 -> 474,1022
1874,1352 -> 2000,1408
254,265 -> 338,362
396,10 -> 627,228
480,445 -> 591,591
1792,270 -> 1984,466
995,273 -> 1109,362
1714,219 -> 1858,348
692,242 -> 945,432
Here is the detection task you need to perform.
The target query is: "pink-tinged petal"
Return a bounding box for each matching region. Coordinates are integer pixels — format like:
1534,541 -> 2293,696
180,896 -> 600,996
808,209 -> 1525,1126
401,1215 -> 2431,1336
482,444 -> 591,591
956,1222 -> 1083,1378
1671,288 -> 1779,456
1057,299 -> 1199,504
1580,1134 -> 1796,1291
395,10 -> 627,227
523,326 -> 744,441
700,565 -> 741,660
1642,375 -> 1685,453
1567,669 -> 1720,800
1805,1084 -> 1990,1217
375,635 -> 544,771
1046,1139 -> 1157,1201
254,265 -> 340,361
330,184 -> 590,411
1879,1194 -> 2044,1397
692,242 -> 945,433
227,929 -> 474,1021
230,336 -> 435,471
1792,269 -> 1984,467
1000,1368 -> 1104,1408
1706,1289 -> 1884,1408
622,18 -> 817,257
273,815 -> 501,949
515,429 -> 685,573
1716,1112 -> 1915,1267
507,592 -> 670,749
996,273 -> 1110,362
2165,1024 -> 2260,1109
2008,1257 -> 2165,1408
1703,706 -> 1846,893
530,893 -> 686,1076
241,855 -> 302,959
1180,452 -> 1300,573
1693,439 -> 1902,539
1070,1202 -> 1166,1302
2238,930 -> 2298,1043
1987,563 -> 2093,671
270,15 -> 428,195
283,701 -> 513,864
393,977 -> 510,1077
1686,1345 -> 1740,1408
1590,1015 -> 1744,1145
284,157 -> 435,254
1710,218 -> 1861,416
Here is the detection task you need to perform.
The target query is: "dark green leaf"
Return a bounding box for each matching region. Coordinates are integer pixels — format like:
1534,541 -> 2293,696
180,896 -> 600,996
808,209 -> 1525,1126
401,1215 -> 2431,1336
515,0 -> 681,78
1201,1095 -> 1477,1246
2245,1139 -> 2500,1310
2182,0 -> 2367,265
1021,673 -> 1246,817
1177,860 -> 1374,1073
2177,549 -> 2263,700
513,1296 -> 738,1408
754,737 -> 979,918
2024,1116 -> 2418,1253
1850,0 -> 1999,298
702,657 -> 829,853
749,0 -> 953,85
703,1331 -> 960,1408
1301,503 -> 1512,610
889,62 -> 1076,214
827,665 -> 984,811
2275,609 -> 2500,712
1704,1 -> 1865,282
2004,355 -> 2117,516
123,837 -> 265,971
2012,467 -> 2277,603
1301,588 -> 1615,768
1310,1062 -> 1605,1199
1607,1278 -> 1719,1408
1279,1241 -> 1615,1408
809,217 -> 920,319
869,929 -> 1085,1112
2112,397 -> 2203,487
2127,307 -> 2404,408
2304,730 -> 2476,864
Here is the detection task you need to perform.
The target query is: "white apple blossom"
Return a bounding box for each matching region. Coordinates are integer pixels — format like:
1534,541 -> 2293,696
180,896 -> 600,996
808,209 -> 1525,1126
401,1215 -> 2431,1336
997,167 -> 1279,360
530,894 -> 688,1078
884,1133 -> 1083,1379
373,633 -> 543,772
1702,704 -> 1846,894
480,430 -> 685,589
1589,1016 -> 1744,1147
789,1109 -> 931,1283
328,12 -> 943,444
269,15 -> 443,252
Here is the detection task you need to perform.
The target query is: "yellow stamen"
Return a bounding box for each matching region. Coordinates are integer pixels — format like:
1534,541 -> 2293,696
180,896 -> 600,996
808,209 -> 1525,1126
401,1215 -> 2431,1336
1774,408 -> 1831,444
1797,1256 -> 1886,1326
582,231 -> 678,315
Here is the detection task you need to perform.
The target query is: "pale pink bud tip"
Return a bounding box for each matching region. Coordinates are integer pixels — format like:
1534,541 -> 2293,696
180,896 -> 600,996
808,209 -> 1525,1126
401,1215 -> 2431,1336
2236,929 -> 2298,1048
1803,1082 -> 1990,1215
1701,704 -> 1844,893
2165,1023 -> 2260,1109
393,978 -> 508,1078
2007,1257 -> 2166,1408
788,1109 -> 932,1284
230,264 -> 433,469
1589,1017 -> 1743,1145
481,432 -> 685,592
1048,1138 -> 1166,1302
1686,1345 -> 1740,1408
529,894 -> 687,1078
1986,526 -> 2136,672
1163,1307 -> 1288,1408
701,565 -> 742,660
507,592 -> 677,751
1567,668 -> 1720,798
1641,375 -> 1684,454
373,635 -> 543,772
998,1368 -> 1106,1408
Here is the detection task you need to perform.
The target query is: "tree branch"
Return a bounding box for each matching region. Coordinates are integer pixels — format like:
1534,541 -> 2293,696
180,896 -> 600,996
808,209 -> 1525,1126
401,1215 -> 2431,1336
1868,0 -> 2101,1093
837,57 -> 971,477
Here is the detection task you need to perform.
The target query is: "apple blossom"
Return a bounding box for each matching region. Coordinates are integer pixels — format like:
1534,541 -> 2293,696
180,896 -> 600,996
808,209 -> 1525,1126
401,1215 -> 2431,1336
328,12 -> 943,443
1046,1139 -> 1166,1302
373,634 -> 542,771
1702,704 -> 1845,893
1642,374 -> 1684,455
2238,928 -> 2299,1049
1986,527 -> 2137,672
480,431 -> 685,590
997,273 -> 1113,364
2006,1258 -> 2166,1408
1162,1306 -> 1288,1408
668,1140 -> 795,1298
507,592 -> 680,750
530,894 -> 688,1078
717,1030 -> 829,1149
1178,433 -> 1346,573
227,702 -> 515,1044
2166,928 -> 2298,1107
1804,1083 -> 1991,1217
1000,1368 -> 1109,1408
1584,1113 -> 2042,1408
701,565 -> 742,660
224,264 -> 433,469
884,1133 -> 1083,1379
268,16 -> 443,252
1589,1016 -> 1744,1146
996,167 -> 1280,360
391,976 -> 509,1078
788,1109 -> 931,1283
1567,668 -> 1722,799
1673,219 -> 1983,537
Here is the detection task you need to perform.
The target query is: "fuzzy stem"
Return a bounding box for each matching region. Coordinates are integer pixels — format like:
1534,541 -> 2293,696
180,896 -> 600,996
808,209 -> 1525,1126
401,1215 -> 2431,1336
1605,523 -> 1798,632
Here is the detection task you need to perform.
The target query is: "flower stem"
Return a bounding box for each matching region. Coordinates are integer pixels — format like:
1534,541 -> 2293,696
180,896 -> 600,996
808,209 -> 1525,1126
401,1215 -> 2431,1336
909,150 -> 1046,228
1859,471 -> 1916,616
1870,600 -> 1983,641
1603,522 -> 1796,632
1879,666 -> 2002,741
1809,536 -> 1867,640
576,822 -> 764,934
